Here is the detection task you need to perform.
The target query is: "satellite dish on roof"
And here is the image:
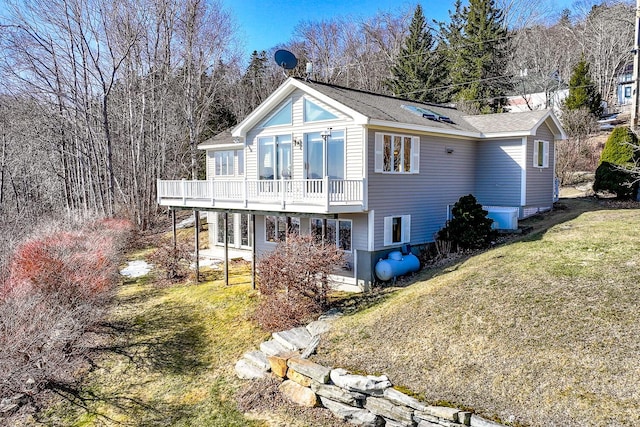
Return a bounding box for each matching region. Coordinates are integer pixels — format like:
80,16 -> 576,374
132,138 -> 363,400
274,49 -> 298,70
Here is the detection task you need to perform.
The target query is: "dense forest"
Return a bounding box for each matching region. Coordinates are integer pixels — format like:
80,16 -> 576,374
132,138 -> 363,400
0,0 -> 634,252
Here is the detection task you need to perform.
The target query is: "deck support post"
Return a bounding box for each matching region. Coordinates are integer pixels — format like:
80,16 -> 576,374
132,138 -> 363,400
194,210 -> 199,283
224,212 -> 229,286
172,209 -> 177,250
251,214 -> 256,290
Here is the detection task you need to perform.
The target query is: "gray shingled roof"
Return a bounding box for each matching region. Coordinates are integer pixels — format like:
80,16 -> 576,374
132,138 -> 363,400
200,129 -> 233,146
300,79 -> 555,136
462,109 -> 550,134
301,79 -> 480,133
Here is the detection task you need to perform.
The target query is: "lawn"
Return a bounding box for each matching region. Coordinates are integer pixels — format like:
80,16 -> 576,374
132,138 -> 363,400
315,198 -> 640,427
36,260 -> 266,426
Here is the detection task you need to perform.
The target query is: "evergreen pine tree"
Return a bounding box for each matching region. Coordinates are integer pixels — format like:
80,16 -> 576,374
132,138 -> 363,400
564,57 -> 602,116
448,0 -> 512,113
386,5 -> 444,102
593,127 -> 640,199
438,0 -> 466,103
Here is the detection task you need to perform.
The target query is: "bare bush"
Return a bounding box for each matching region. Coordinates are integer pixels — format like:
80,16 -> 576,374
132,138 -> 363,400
0,218 -> 132,413
255,234 -> 344,332
148,238 -> 194,283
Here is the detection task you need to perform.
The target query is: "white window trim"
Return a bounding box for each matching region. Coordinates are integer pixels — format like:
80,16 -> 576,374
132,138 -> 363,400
533,139 -> 549,168
374,132 -> 420,174
383,215 -> 411,246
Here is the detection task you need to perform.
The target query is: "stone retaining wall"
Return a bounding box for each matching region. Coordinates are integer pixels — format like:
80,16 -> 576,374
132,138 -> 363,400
234,312 -> 506,427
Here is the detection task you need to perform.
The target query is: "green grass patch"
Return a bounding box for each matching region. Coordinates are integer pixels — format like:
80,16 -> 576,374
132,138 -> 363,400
41,262 -> 267,427
315,199 -> 640,427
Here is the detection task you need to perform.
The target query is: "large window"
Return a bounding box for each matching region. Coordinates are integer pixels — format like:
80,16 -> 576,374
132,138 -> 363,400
214,151 -> 233,176
215,214 -> 250,247
383,215 -> 410,246
304,130 -> 344,180
311,218 -> 352,251
213,150 -> 243,176
262,99 -> 292,127
216,213 -> 234,244
374,133 -> 420,173
304,98 -> 338,122
259,135 -> 291,179
265,216 -> 300,243
533,140 -> 549,168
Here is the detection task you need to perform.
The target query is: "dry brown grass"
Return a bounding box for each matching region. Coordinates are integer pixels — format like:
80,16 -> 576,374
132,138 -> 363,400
315,198 -> 640,427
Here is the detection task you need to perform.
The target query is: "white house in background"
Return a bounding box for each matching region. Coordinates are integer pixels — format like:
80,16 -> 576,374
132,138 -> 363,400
616,63 -> 633,113
505,89 -> 568,114
157,78 -> 567,290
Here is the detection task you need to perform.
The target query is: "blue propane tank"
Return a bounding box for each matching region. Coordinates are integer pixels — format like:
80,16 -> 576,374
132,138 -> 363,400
374,251 -> 420,281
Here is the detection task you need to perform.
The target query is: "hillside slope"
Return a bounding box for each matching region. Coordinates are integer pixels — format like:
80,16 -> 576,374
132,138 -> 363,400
316,200 -> 640,426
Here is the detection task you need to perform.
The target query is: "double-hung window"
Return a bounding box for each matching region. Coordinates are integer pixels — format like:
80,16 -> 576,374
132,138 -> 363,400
374,133 -> 420,173
533,140 -> 549,168
383,215 -> 410,246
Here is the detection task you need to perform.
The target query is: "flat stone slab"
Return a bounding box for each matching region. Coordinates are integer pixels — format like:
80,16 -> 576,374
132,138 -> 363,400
364,396 -> 414,425
311,380 -> 362,406
422,406 -> 459,422
243,350 -> 270,371
470,414 -> 506,427
306,319 -> 332,336
235,359 -> 267,380
320,397 -> 383,427
384,388 -> 427,412
273,327 -> 313,351
259,339 -> 290,356
331,368 -> 392,395
288,357 -> 331,384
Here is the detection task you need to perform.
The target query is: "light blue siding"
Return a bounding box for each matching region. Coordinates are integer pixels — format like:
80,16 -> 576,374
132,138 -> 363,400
474,139 -> 523,207
367,129 -> 476,250
526,123 -> 555,212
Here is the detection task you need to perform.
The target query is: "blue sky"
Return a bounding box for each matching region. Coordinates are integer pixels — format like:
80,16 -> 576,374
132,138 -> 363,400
221,0 -> 576,54
223,0 -> 450,52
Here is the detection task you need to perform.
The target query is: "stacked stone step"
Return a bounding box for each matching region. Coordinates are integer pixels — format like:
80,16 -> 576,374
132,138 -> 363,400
235,319 -> 330,379
234,309 -> 506,427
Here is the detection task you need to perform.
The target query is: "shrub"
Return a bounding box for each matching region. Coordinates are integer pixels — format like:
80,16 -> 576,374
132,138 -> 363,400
593,127 -> 639,199
437,194 -> 495,251
254,234 -> 344,332
148,238 -> 193,283
593,161 -> 639,200
0,216 -> 132,412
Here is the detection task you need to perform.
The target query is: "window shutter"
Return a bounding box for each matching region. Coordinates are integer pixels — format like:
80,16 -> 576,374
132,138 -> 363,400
411,136 -> 420,173
375,133 -> 383,173
542,141 -> 549,168
401,215 -> 411,243
383,216 -> 392,246
533,140 -> 539,167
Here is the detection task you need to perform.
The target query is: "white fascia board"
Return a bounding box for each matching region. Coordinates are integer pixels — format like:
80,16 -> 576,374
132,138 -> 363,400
367,119 -> 480,139
197,142 -> 243,150
480,130 -> 534,139
232,78 -> 370,138
531,110 -> 568,140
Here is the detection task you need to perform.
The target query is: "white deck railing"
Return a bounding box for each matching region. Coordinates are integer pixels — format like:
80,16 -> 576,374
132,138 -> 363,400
157,178 -> 364,211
